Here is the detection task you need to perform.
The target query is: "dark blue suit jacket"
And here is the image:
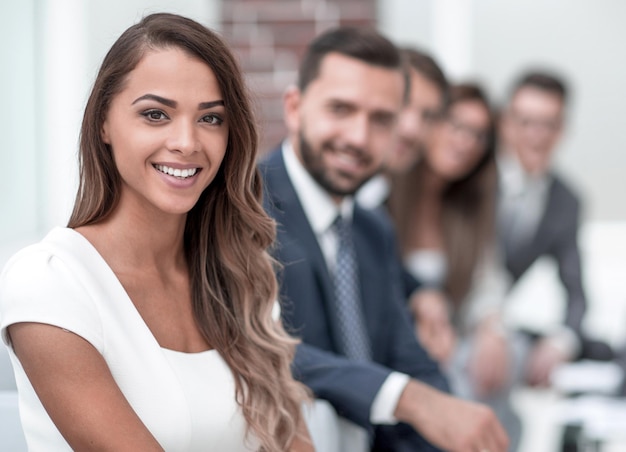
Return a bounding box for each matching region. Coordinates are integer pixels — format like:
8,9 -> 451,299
259,148 -> 449,431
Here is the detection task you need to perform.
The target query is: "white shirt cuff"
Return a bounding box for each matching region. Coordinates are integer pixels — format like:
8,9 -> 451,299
369,372 -> 411,424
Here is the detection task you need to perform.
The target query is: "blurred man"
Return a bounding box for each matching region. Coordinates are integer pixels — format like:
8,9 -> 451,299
356,48 -> 456,367
260,26 -> 508,452
498,70 -> 595,386
357,47 -> 448,209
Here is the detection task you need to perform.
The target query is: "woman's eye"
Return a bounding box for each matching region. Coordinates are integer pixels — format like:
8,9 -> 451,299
141,110 -> 168,121
201,114 -> 223,125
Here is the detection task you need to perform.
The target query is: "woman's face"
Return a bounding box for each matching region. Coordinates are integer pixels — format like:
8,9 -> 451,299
101,47 -> 229,217
424,99 -> 491,182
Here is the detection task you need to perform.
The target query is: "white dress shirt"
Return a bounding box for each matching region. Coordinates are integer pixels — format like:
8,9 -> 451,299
356,174 -> 390,210
498,152 -> 550,252
282,141 -> 410,425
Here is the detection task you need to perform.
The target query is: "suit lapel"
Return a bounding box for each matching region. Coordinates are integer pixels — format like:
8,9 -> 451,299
261,150 -> 336,323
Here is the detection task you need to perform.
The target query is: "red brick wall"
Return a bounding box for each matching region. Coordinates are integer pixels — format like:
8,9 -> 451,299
221,0 -> 378,156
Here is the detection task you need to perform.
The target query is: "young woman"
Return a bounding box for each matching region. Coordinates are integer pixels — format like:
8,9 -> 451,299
0,13 -> 311,452
388,83 -> 523,449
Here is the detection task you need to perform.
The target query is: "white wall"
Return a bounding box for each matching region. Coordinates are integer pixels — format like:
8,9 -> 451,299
378,0 -> 431,51
380,0 -> 626,222
0,1 -> 39,263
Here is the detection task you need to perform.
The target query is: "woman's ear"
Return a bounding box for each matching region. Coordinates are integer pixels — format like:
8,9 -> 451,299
283,85 -> 301,134
101,120 -> 111,145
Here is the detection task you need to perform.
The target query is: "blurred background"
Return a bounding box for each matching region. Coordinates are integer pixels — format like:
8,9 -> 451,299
2,0 -> 626,248
1,1 -> 625,450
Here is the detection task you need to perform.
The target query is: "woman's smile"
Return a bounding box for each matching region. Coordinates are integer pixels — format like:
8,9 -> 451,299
153,164 -> 200,179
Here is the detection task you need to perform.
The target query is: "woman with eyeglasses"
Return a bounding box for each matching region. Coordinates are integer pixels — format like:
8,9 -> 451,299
388,83 -> 524,450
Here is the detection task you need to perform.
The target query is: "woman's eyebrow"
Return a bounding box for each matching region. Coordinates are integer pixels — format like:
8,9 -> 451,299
132,94 -> 224,110
132,93 -> 176,107
198,100 -> 225,109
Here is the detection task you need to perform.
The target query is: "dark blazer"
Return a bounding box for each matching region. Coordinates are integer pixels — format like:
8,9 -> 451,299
259,148 -> 448,447
503,173 -> 587,335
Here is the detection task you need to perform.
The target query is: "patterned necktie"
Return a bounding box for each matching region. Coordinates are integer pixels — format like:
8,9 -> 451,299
331,215 -> 372,361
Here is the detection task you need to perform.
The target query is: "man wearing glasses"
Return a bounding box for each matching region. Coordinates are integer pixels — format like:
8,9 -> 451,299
497,70 -> 604,388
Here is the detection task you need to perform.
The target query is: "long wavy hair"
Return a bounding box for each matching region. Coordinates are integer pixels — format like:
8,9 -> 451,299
67,13 -> 308,451
389,83 -> 497,308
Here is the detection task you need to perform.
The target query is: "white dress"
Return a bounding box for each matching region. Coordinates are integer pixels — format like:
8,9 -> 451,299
0,228 -> 258,452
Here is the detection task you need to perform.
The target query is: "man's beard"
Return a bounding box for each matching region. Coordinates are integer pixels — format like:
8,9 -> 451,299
298,131 -> 375,198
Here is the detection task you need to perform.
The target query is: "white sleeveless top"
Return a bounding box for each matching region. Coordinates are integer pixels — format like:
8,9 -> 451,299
161,349 -> 254,451
0,228 -> 259,451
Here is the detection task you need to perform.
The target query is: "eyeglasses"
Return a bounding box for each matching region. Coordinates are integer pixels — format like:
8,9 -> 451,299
445,115 -> 490,147
508,111 -> 562,133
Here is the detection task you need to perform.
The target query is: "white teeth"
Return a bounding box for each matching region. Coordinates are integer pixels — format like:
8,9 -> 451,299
155,164 -> 198,179
336,153 -> 360,168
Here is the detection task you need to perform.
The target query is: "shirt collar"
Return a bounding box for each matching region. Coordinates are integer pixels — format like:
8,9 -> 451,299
281,140 -> 354,235
497,149 -> 549,197
356,174 -> 390,209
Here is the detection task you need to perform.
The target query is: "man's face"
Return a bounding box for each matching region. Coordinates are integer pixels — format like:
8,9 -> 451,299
501,86 -> 565,175
284,52 -> 405,200
386,68 -> 443,175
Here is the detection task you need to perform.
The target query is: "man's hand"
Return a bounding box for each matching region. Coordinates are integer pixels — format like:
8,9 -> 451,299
410,289 -> 456,363
395,379 -> 509,452
526,337 -> 569,387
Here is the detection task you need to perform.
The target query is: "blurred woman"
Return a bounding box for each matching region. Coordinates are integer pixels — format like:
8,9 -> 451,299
388,83 -> 524,450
